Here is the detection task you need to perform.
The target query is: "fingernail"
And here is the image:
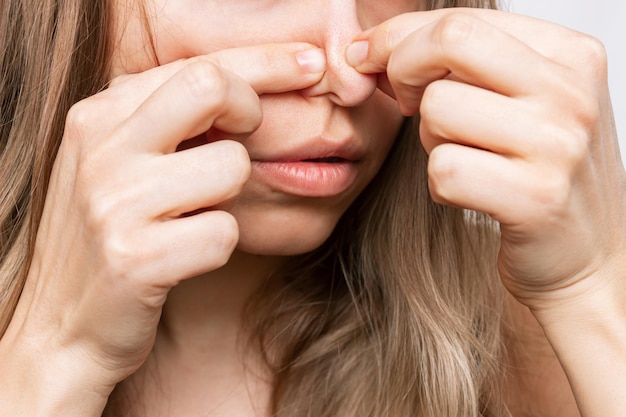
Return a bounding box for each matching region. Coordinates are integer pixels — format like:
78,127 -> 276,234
346,40 -> 369,67
296,48 -> 327,73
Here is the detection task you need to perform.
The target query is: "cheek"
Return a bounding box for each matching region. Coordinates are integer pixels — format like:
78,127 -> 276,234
357,0 -> 426,29
364,92 -> 406,160
231,95 -> 403,256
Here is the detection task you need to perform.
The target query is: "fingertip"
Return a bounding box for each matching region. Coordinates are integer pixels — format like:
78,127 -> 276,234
345,39 -> 388,74
295,48 -> 327,74
345,40 -> 369,68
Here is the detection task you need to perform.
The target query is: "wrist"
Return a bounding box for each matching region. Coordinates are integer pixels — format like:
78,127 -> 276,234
527,258 -> 626,417
528,253 -> 626,331
0,327 -> 113,417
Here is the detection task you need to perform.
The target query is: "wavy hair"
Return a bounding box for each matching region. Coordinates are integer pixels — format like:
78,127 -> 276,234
1,0 -> 505,416
0,0 -> 111,333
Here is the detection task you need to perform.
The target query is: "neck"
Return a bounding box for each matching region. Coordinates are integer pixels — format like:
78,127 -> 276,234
160,250 -> 285,347
133,250 -> 288,417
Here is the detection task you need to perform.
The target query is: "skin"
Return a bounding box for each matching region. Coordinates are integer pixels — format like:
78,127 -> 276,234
349,9 -> 626,416
0,1 -> 625,417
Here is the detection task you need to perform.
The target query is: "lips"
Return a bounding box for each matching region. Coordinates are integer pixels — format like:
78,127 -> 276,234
186,129 -> 366,198
251,160 -> 356,197
248,137 -> 364,198
250,136 -> 365,163
302,157 -> 345,163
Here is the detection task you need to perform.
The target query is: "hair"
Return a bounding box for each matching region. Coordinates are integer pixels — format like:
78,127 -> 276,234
0,0 -> 111,333
1,0 -> 506,416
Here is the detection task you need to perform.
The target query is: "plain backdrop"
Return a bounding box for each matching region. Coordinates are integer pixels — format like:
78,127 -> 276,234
506,1 -> 626,163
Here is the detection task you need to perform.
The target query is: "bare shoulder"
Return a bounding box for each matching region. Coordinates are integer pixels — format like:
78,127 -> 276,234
502,294 -> 581,417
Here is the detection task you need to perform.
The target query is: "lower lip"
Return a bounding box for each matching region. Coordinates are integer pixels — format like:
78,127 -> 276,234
252,161 -> 358,197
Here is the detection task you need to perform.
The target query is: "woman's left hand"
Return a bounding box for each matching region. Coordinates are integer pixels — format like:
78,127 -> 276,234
347,8 -> 626,313
347,9 -> 626,416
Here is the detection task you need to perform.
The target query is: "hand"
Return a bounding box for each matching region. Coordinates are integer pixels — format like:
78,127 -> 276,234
347,9 -> 626,311
2,43 -> 326,399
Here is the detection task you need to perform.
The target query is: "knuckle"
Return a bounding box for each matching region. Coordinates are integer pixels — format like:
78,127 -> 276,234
255,49 -> 279,74
419,81 -> 444,123
426,146 -> 456,202
419,81 -> 451,139
571,94 -> 601,134
568,135 -> 590,167
214,140 -> 252,191
532,171 -> 572,220
382,22 -> 405,54
418,121 -> 436,155
543,72 -> 601,140
101,232 -> 140,277
180,61 -> 229,108
210,47 -> 278,79
84,190 -> 121,233
434,13 -> 477,53
211,212 -> 239,265
574,34 -> 608,78
64,99 -> 98,143
84,192 -> 148,278
553,69 -> 602,128
553,126 -> 590,168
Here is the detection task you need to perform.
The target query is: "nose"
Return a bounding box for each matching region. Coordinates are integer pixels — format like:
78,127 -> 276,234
300,1 -> 378,107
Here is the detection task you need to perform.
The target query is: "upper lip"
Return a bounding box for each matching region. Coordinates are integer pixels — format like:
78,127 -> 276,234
248,135 -> 366,163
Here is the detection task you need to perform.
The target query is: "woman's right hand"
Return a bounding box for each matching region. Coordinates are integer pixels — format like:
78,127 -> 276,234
0,43 -> 326,414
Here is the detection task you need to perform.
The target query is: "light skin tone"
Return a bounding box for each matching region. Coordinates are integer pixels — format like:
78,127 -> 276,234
0,1 -> 625,417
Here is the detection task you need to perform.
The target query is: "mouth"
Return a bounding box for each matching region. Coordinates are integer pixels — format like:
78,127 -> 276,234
301,157 -> 346,163
252,158 -> 358,197
251,157 -> 359,198
186,130 -> 364,198
248,136 -> 364,197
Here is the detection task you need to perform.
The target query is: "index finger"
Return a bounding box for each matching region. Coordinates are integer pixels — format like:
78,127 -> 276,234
106,43 -> 327,114
206,43 -> 327,95
347,8 -> 580,73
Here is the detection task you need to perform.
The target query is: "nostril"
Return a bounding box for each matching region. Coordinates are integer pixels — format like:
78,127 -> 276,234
300,55 -> 378,107
296,1 -> 379,107
332,71 -> 378,106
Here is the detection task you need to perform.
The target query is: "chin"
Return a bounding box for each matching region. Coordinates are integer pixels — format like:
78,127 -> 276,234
232,202 -> 344,256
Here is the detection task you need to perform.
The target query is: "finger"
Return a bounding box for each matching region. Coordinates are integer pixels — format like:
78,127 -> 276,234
139,140 -> 251,218
106,43 -> 327,116
366,14 -> 565,114
206,43 -> 327,94
427,143 -> 536,225
115,59 -> 263,153
144,210 -> 239,286
347,8 -> 582,73
419,79 -> 533,156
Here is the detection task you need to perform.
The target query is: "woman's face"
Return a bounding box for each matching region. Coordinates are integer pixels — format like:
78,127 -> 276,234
112,1 -> 424,255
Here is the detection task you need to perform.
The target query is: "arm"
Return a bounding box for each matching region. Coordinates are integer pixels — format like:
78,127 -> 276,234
531,258 -> 626,416
504,294 -> 581,417
0,336 -> 109,417
348,8 -> 626,416
0,43 -> 325,415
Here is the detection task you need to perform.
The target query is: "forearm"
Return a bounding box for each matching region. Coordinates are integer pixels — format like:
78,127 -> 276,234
0,333 -> 110,417
532,264 -> 626,417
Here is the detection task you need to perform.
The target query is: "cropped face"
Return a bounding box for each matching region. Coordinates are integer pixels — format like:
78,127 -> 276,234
112,1 -> 425,255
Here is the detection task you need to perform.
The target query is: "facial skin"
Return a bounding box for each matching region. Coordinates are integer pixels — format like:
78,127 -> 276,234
112,0 -> 423,256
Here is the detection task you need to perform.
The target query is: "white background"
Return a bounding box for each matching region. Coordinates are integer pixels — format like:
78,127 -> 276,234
507,1 -> 626,163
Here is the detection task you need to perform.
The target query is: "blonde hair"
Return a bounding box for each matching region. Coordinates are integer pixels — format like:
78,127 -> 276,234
251,117 -> 504,417
0,0 -> 111,333
2,0 -> 506,416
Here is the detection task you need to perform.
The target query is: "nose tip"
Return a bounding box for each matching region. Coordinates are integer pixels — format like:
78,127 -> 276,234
302,29 -> 376,107
301,48 -> 378,106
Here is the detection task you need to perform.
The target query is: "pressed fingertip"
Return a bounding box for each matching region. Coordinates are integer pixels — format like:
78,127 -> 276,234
345,40 -> 369,68
296,48 -> 327,73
